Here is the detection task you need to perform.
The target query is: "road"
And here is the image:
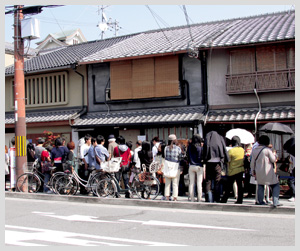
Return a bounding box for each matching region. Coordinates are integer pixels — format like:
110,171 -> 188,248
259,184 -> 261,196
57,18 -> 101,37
5,197 -> 295,246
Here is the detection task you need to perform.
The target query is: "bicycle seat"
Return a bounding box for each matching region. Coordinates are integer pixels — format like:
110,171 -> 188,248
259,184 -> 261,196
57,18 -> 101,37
64,170 -> 71,174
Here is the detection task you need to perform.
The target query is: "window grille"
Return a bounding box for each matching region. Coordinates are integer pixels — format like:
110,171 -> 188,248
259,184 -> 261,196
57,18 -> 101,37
12,72 -> 68,107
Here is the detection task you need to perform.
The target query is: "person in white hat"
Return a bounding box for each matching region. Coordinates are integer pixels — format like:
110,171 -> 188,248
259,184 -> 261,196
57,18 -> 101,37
164,134 -> 182,201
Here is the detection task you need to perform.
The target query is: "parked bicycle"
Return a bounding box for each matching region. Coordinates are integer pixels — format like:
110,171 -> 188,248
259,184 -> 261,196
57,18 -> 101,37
54,163 -> 109,196
96,161 -> 161,200
16,159 -> 64,193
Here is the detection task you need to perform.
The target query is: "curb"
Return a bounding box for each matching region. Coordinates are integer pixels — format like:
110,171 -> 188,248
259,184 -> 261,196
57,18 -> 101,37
5,192 -> 295,215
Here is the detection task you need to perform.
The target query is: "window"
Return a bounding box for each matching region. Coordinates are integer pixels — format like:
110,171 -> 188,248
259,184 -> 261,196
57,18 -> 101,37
12,72 -> 68,107
226,44 -> 295,94
110,55 -> 180,100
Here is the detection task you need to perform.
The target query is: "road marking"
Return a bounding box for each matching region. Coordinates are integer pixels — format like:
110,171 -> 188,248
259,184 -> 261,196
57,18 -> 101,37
119,219 -> 257,231
5,225 -> 185,246
32,211 -> 122,224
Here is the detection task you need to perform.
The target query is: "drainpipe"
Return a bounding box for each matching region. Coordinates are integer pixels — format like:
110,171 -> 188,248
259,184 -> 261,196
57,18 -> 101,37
69,64 -> 87,126
199,50 -> 209,125
254,88 -> 261,136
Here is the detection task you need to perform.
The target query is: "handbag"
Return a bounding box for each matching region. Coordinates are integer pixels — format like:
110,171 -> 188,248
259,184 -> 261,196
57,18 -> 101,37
163,159 -> 179,178
162,146 -> 179,178
41,161 -> 52,173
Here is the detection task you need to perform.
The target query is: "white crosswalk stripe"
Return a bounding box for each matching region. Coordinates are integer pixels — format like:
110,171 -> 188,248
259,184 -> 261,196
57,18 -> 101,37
5,225 -> 185,246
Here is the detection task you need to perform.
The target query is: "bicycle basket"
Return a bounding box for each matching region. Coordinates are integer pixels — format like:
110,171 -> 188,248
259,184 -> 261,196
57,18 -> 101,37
108,157 -> 122,172
149,162 -> 160,173
23,162 -> 36,172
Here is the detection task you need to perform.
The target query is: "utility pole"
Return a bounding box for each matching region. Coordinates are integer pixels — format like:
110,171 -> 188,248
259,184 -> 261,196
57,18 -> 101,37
14,5 -> 27,190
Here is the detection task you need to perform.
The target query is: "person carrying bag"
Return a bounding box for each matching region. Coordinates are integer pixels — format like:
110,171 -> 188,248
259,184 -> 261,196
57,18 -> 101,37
163,134 -> 182,201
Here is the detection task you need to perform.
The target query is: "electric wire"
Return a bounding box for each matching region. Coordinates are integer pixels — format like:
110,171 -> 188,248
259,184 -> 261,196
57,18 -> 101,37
145,5 -> 173,49
182,5 -> 194,42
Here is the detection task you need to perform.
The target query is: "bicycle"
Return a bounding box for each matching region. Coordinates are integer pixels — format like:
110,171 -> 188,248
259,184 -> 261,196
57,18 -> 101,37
54,163 -> 109,196
16,159 -> 64,193
95,161 -> 161,200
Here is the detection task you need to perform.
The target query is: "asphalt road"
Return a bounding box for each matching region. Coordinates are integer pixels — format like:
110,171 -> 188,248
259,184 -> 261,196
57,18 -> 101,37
5,197 -> 295,246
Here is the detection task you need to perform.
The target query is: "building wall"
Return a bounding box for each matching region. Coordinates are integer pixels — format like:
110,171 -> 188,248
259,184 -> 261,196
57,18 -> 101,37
5,65 -> 87,112
207,48 -> 295,109
5,53 -> 14,67
87,54 -> 203,112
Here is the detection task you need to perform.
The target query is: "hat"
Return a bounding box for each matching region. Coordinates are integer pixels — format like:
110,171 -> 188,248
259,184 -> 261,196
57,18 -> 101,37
168,134 -> 177,141
108,134 -> 115,140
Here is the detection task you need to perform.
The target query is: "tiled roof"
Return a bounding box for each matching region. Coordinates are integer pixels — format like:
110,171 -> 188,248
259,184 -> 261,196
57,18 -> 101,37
5,42 -> 37,56
73,106 -> 204,127
5,108 -> 81,124
206,106 -> 295,123
5,11 -> 294,75
5,35 -> 134,75
80,10 -> 295,64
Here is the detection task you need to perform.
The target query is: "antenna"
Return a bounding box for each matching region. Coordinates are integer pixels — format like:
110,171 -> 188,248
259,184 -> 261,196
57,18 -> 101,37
97,5 -> 121,39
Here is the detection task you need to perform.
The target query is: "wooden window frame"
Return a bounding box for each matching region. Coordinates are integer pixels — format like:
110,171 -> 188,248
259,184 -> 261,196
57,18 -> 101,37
11,71 -> 69,108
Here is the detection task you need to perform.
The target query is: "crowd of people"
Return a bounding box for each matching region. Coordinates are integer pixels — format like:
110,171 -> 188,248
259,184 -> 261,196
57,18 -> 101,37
5,131 -> 295,206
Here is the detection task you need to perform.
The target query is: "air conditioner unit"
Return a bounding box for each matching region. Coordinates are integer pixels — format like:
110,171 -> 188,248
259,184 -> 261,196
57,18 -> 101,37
21,18 -> 40,40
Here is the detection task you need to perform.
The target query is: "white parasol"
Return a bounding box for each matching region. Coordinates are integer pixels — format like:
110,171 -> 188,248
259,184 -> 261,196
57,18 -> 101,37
225,128 -> 255,144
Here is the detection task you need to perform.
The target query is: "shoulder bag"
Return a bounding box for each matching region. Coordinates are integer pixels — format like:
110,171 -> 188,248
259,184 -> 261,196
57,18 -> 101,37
163,146 -> 179,178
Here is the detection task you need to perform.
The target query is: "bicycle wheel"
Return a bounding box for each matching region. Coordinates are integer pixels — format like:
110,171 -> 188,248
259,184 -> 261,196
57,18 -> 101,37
48,172 -> 65,193
89,171 -> 110,196
132,174 -> 160,200
54,175 -> 79,195
95,178 -> 117,198
16,173 -> 41,193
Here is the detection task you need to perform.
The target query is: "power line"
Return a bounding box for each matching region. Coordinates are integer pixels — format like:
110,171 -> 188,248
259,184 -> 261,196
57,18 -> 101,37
182,5 -> 194,42
145,5 -> 173,48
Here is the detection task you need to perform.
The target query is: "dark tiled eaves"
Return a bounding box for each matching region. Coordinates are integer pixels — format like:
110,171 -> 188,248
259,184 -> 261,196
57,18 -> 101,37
5,35 -> 135,76
5,108 -> 81,124
73,106 -> 204,127
80,11 -> 294,64
207,106 -> 295,123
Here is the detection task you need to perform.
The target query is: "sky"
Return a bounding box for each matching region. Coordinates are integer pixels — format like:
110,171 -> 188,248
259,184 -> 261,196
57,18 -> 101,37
4,4 -> 295,48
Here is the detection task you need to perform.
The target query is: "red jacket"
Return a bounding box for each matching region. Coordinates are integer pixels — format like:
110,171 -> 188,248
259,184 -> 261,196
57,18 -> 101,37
113,145 -> 131,167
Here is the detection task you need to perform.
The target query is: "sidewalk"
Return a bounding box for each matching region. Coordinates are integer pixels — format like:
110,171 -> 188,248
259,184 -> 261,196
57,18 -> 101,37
5,191 -> 295,215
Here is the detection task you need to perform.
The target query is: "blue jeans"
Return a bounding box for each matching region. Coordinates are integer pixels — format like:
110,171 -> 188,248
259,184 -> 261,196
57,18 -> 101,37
43,172 -> 51,192
258,183 -> 280,206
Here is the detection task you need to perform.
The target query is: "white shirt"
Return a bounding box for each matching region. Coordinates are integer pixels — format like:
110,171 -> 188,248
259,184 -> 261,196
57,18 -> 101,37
80,144 -> 90,163
152,142 -> 160,158
133,146 -> 142,168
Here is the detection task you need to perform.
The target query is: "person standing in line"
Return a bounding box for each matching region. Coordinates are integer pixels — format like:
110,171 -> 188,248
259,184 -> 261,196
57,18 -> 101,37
5,145 -> 10,190
27,142 -> 36,163
114,135 -> 132,198
35,138 -> 46,164
164,134 -> 182,202
78,134 -> 92,195
187,134 -> 204,202
51,137 -> 69,173
108,134 -> 118,159
250,135 -> 282,207
129,140 -> 142,186
40,145 -> 53,193
156,141 -> 166,200
152,136 -> 160,159
203,131 -> 229,203
94,135 -> 110,169
288,154 -> 295,202
221,136 -> 245,204
88,137 -> 97,171
138,141 -> 153,171
8,137 -> 16,191
65,141 -> 76,172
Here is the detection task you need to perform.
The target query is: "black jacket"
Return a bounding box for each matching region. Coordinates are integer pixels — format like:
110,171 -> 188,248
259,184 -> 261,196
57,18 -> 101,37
203,131 -> 229,166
